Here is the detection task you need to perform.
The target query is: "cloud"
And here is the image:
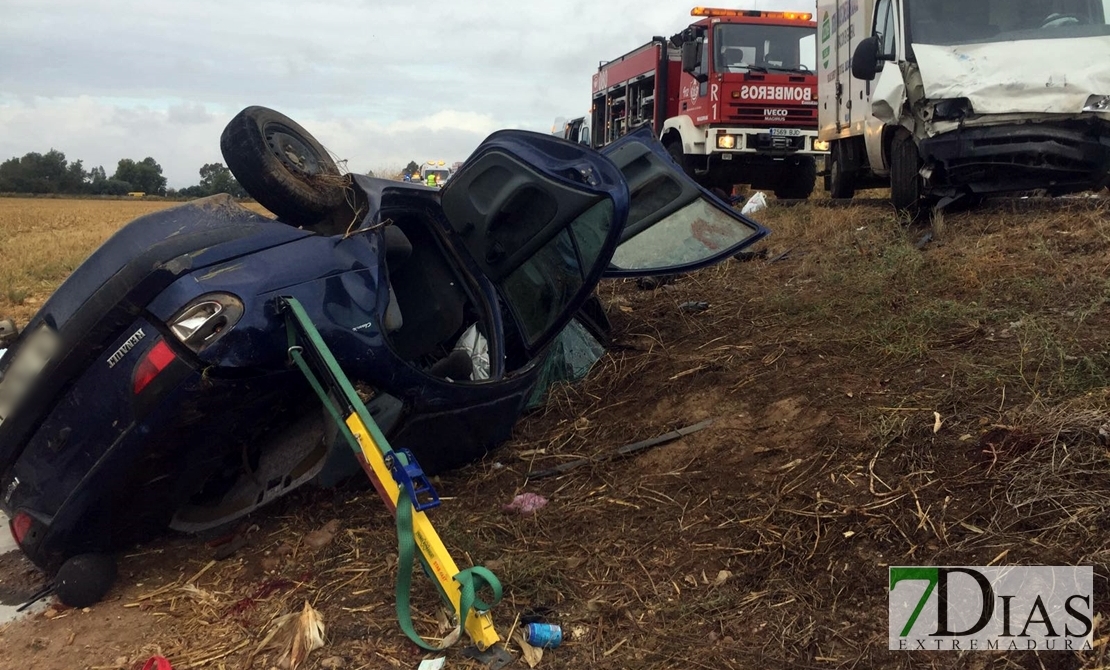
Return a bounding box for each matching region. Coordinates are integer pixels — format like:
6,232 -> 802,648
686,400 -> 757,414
0,97 -> 504,185
0,0 -> 806,186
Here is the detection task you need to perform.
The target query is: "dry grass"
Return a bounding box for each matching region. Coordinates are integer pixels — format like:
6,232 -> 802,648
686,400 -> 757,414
3,194 -> 1110,670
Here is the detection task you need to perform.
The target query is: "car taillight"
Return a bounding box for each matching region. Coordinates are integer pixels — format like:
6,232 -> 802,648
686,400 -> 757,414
10,511 -> 32,545
168,293 -> 244,352
132,339 -> 177,395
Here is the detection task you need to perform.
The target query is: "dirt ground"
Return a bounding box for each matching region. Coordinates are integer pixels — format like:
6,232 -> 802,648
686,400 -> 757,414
3,195 -> 1110,670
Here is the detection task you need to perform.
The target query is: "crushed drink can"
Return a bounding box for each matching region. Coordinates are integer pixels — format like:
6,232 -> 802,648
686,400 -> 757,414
524,622 -> 563,648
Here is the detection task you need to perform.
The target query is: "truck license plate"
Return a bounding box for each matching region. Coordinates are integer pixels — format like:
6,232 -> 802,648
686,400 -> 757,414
769,128 -> 801,136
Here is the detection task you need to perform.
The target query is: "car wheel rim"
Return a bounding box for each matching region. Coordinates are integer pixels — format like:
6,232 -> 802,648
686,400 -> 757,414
264,123 -> 324,176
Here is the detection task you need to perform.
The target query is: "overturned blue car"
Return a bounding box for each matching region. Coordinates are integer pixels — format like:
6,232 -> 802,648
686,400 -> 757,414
0,106 -> 767,583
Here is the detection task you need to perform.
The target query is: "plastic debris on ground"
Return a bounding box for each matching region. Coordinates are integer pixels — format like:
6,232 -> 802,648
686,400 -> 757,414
503,493 -> 548,516
417,659 -> 447,670
525,319 -> 605,410
453,324 -> 490,380
741,191 -> 768,215
141,656 -> 174,670
679,301 -> 710,313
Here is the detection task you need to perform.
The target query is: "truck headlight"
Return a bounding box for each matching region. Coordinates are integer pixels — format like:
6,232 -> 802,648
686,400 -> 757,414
168,293 -> 244,352
932,98 -> 973,121
1083,95 -> 1110,113
716,135 -> 737,150
813,139 -> 830,152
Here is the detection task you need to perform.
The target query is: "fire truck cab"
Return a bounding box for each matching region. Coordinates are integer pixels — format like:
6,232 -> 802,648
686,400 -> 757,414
591,7 -> 827,199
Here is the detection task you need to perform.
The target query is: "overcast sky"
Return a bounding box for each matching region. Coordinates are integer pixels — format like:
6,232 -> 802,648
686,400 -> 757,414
1,0 -> 803,187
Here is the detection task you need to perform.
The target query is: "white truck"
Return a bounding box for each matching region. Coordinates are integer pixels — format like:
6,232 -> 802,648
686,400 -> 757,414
816,0 -> 1110,210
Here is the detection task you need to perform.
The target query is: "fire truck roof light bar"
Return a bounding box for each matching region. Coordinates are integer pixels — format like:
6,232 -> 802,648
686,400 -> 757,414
690,7 -> 813,21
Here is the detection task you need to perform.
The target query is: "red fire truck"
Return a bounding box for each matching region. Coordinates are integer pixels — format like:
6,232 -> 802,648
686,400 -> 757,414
588,7 -> 827,199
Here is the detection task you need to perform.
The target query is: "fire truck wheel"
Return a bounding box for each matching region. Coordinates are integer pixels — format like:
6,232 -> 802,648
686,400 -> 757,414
773,156 -> 817,200
221,106 -> 346,227
890,130 -> 924,214
665,138 -> 696,179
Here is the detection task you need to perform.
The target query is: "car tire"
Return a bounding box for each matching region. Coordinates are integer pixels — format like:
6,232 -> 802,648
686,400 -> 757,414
890,129 -> 924,214
773,156 -> 817,200
828,142 -> 856,199
221,106 -> 346,227
54,553 -> 118,608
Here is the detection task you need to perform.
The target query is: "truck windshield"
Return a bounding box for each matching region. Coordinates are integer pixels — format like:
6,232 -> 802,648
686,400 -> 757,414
713,23 -> 817,73
907,0 -> 1110,45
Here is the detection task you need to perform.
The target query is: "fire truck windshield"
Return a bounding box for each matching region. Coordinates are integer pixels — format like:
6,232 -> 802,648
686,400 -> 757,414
713,24 -> 817,74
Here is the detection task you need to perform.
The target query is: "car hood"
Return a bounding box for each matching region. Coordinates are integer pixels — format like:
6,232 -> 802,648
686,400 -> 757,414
914,36 -> 1110,115
34,195 -> 309,330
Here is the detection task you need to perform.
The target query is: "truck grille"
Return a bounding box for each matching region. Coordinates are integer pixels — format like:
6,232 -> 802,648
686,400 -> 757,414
726,104 -> 817,128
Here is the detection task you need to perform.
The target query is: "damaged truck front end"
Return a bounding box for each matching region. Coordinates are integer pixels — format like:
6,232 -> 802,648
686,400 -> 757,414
830,0 -> 1110,210
918,115 -> 1110,197
909,29 -> 1110,198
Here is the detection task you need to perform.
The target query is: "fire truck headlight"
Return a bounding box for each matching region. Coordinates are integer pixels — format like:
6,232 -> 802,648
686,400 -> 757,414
716,135 -> 737,150
812,139 -> 830,152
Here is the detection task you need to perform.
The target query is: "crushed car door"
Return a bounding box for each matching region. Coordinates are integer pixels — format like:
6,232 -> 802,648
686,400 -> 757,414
600,125 -> 769,277
439,130 -> 632,357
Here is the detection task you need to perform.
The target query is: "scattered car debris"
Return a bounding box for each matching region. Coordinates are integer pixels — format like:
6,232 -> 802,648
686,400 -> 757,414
767,249 -> 793,264
527,419 -> 715,480
635,274 -> 677,290
733,248 -> 769,263
679,301 -> 710,313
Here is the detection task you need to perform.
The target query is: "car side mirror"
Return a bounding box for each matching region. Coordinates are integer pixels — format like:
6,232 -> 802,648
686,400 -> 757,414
851,36 -> 881,81
681,41 -> 700,73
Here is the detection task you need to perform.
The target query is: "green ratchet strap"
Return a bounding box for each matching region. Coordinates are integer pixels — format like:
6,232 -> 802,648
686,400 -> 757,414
279,297 -> 502,651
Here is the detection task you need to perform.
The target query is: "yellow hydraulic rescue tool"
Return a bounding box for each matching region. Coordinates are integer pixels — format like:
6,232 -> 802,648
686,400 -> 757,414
278,297 -> 512,668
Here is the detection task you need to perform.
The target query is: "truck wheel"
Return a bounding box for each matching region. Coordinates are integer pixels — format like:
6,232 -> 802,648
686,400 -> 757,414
828,143 -> 856,199
773,156 -> 817,200
665,138 -> 696,180
221,106 -> 346,227
890,130 -> 924,213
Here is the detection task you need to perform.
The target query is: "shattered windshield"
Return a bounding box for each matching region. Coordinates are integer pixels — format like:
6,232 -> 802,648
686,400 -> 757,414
907,0 -> 1110,45
713,23 -> 817,73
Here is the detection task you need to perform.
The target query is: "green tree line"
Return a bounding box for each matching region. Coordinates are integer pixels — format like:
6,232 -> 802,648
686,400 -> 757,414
0,149 -> 246,199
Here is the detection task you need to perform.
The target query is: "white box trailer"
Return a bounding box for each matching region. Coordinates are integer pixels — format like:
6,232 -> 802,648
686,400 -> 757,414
816,0 -> 1110,210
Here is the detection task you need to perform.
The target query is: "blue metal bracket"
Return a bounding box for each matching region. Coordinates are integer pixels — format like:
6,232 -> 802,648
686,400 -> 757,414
390,448 -> 441,512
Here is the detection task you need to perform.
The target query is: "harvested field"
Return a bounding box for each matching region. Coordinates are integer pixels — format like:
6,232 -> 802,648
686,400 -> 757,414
0,198 -> 270,324
1,194 -> 1110,669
